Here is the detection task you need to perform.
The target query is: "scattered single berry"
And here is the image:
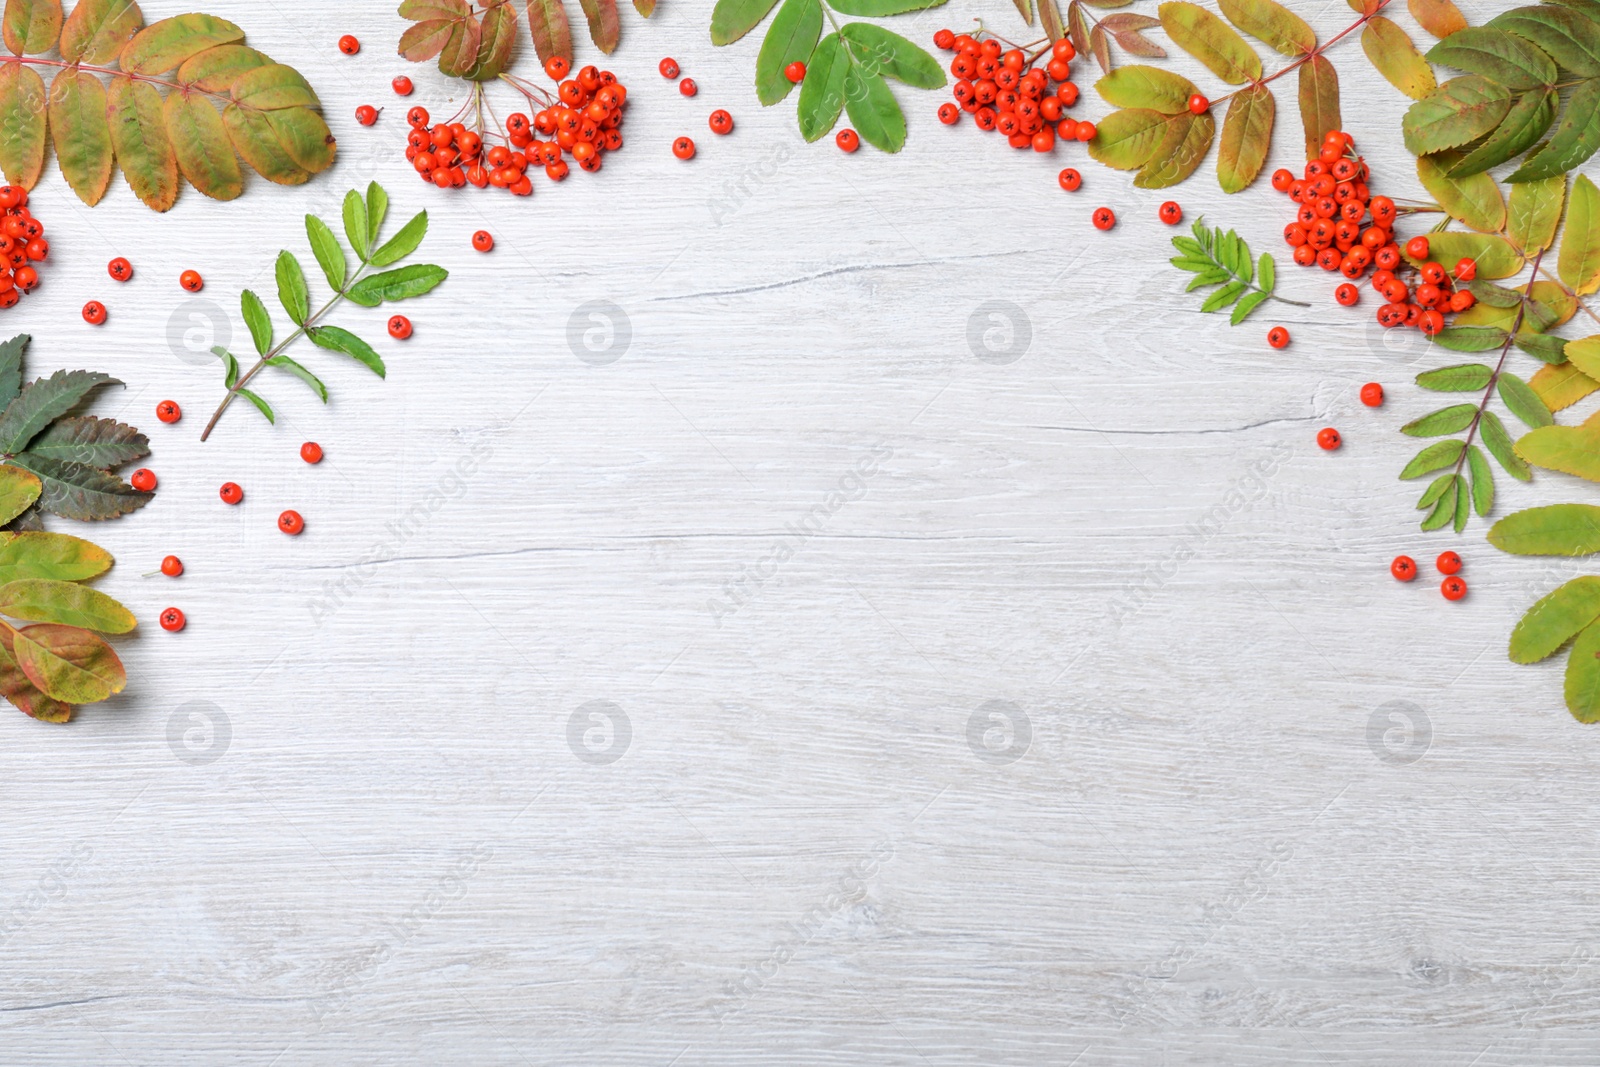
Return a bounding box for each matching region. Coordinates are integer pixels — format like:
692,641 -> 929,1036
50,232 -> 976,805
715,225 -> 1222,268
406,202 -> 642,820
545,56 -> 571,80
1187,93 -> 1209,114
938,102 -> 960,124
1391,555 -> 1417,581
472,229 -> 494,253
338,34 -> 359,55
82,300 -> 106,325
1317,427 -> 1342,450
1436,550 -> 1462,575
1158,201 -> 1182,225
393,75 -> 414,95
108,257 -> 132,281
131,468 -> 156,492
785,61 -> 806,82
1092,206 -> 1115,230
1267,326 -> 1291,349
1441,575 -> 1468,601
180,269 -> 203,292
301,442 -> 323,464
388,315 -> 413,339
160,555 -> 184,577
679,77 -> 697,97
278,510 -> 305,536
356,104 -> 379,126
160,607 -> 186,632
1336,283 -> 1360,306
673,136 -> 696,160
156,400 -> 181,423
1360,382 -> 1384,407
1058,168 -> 1081,192
836,128 -> 860,153
709,109 -> 733,134
219,481 -> 243,505
659,57 -> 679,79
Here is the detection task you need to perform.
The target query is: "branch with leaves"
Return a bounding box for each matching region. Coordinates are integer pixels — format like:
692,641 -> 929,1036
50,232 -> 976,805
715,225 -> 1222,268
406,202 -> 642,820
201,184 -> 447,441
1170,216 -> 1305,323
0,1 -> 334,210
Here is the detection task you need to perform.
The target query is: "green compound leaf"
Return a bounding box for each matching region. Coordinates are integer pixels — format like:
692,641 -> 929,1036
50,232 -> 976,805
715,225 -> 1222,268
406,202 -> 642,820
756,0 -> 822,105
1401,403 -> 1478,436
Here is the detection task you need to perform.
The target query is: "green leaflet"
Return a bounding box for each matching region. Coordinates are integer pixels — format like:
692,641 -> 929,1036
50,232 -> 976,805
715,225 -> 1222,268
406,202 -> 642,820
1400,438 -> 1466,478
843,65 -> 906,153
1403,76 -> 1513,156
306,215 -> 346,291
1515,576 -> 1600,665
1432,325 -> 1510,351
711,0 -> 782,45
276,250 -> 310,325
371,211 -> 427,268
0,333 -> 24,410
1088,108 -> 1179,170
343,188 -> 370,262
164,90 -> 243,202
27,416 -> 148,469
122,13 -> 244,75
841,23 -> 945,89
1507,174 -> 1566,253
0,371 -> 117,454
1421,474 -> 1460,531
1508,77 -> 1600,182
1096,64 -> 1198,113
1448,88 -> 1557,177
49,70 -> 113,206
1488,6 -> 1600,78
308,326 -> 386,377
0,532 -> 111,584
11,623 -> 124,705
0,579 -> 134,633
1515,424 -> 1600,480
1401,403 -> 1478,437
755,0 -> 822,105
1559,174 -> 1600,295
1426,26 -> 1558,89
797,33 -> 849,142
1159,2 -> 1261,84
1467,443 -> 1494,516
1136,110 -> 1215,188
222,104 -> 311,187
265,355 -> 327,401
1566,619 -> 1600,722
6,453 -> 151,520
1499,371 -> 1553,428
828,0 -> 947,12
1481,408 -> 1531,480
1517,332 -> 1571,363
240,290 -> 272,355
346,264 -> 448,306
1417,363 -> 1493,390
107,76 -> 179,211
1489,504 -> 1600,555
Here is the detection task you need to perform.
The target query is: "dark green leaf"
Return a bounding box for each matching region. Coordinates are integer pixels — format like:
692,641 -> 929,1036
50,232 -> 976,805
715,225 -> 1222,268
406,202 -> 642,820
841,23 -> 945,88
1448,88 -> 1557,177
1402,75 -> 1513,155
236,387 -> 274,423
1517,332 -> 1571,363
843,65 -> 906,153
1230,290 -> 1269,324
1508,78 -> 1600,181
276,250 -> 309,326
1466,443 -> 1494,516
306,214 -> 346,292
0,371 -> 117,454
798,33 -> 850,142
1426,27 -> 1559,89
1417,471 -> 1455,509
6,453 -> 152,520
213,345 -> 239,388
0,333 -> 27,410
1466,278 -> 1524,306
265,355 -> 327,401
711,0 -> 782,45
343,188 -> 369,262
346,264 -> 449,306
756,0 -> 823,105
1487,6 -> 1600,77
26,417 -> 148,470
1500,370 -> 1554,427
1433,325 -> 1511,351
1258,253 -> 1275,292
308,326 -> 386,377
828,0 -> 946,11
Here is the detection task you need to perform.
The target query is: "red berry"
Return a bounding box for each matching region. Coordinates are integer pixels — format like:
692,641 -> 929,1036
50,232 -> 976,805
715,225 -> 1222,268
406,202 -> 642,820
388,314 -> 412,340
1267,326 -> 1291,349
278,510 -> 305,536
836,128 -> 859,152
219,481 -> 243,505
1092,206 -> 1115,230
160,555 -> 184,577
1158,201 -> 1182,225
545,56 -> 571,80
1405,235 -> 1430,261
301,442 -> 323,464
709,109 -> 733,134
1454,257 -> 1477,281
678,77 -> 698,97
472,230 -> 494,253
659,57 -> 679,79
1058,168 -> 1082,192
338,34 -> 360,55
25,238 -> 47,262
407,105 -> 430,128
130,468 -> 156,492
1271,168 -> 1295,192
180,269 -> 203,292
1317,427 -> 1342,451
673,135 -> 696,160
156,400 -> 181,423
1074,120 -> 1096,141
1441,576 -> 1467,601
1391,555 -> 1417,581
356,104 -> 378,126
1187,93 -> 1209,114
108,256 -> 132,281
934,29 -> 955,50
393,75 -> 414,96
1360,382 -> 1384,407
1436,550 -> 1462,575
82,300 -> 106,325
160,607 -> 186,632
786,61 -> 806,82
938,102 -> 960,125
1336,283 -> 1360,306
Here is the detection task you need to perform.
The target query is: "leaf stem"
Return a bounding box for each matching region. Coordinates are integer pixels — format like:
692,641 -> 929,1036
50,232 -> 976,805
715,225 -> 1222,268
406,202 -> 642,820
8,55 -> 253,111
1449,245 -> 1548,483
1214,0 -> 1394,108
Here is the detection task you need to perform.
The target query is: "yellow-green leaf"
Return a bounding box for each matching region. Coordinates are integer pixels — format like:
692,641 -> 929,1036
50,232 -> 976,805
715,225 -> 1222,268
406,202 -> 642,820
1403,75 -> 1512,155
1516,424 -> 1600,481
120,12 -> 242,74
1217,82 -> 1273,193
0,578 -> 134,633
1135,109 -> 1215,188
1564,335 -> 1600,381
222,103 -> 309,185
1410,0 -> 1466,38
1406,232 -> 1523,278
59,0 -> 142,64
1095,64 -> 1197,113
1531,360 -> 1600,412
0,531 -> 111,583
47,69 -> 111,205
1489,504 -> 1600,556
265,107 -> 335,174
0,62 -> 47,189
107,75 -> 178,211
0,465 -> 38,525
1218,0 -> 1314,56
3,0 -> 62,55
1362,16 -> 1436,99
164,92 -> 241,201
1297,53 -> 1340,159
1507,173 -> 1565,253
11,622 -> 124,704
229,63 -> 318,110
0,627 -> 69,722
1560,173 -> 1600,295
1158,2 -> 1260,84
177,44 -> 268,92
1089,107 -> 1179,170
1417,151 -> 1505,233
1566,619 -> 1600,722
1512,576 -> 1600,663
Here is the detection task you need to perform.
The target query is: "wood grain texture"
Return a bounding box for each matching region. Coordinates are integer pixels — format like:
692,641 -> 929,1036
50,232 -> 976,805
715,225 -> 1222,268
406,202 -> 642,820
4,0 -> 1600,1062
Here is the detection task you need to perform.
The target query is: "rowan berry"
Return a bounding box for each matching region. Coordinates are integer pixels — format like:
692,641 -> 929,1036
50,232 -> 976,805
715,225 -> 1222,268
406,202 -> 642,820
1091,206 -> 1116,231
13,266 -> 37,291
160,555 -> 183,577
1416,283 -> 1442,307
1376,246 -> 1402,271
710,109 -> 733,134
338,34 -> 360,55
180,269 -> 203,292
356,104 -> 378,126
1441,576 -> 1467,601
157,400 -> 181,423
1046,58 -> 1071,81
278,510 -> 305,536
1053,38 -> 1076,60
934,28 -> 956,49
673,136 -> 696,159
1361,382 -> 1385,407
25,238 -> 46,261
108,257 -> 132,281
300,442 -> 323,465
660,57 -> 679,78
1436,550 -> 1462,575
1454,257 -> 1477,281
1405,235 -> 1430,260
1074,120 -> 1096,141
938,102 -> 959,124
1058,168 -> 1081,192
1031,128 -> 1054,152
1420,261 -> 1446,286
836,128 -> 859,152
472,230 -> 494,253
1317,427 -> 1342,450
407,105 -> 430,128
1391,555 -> 1417,581
393,75 -> 413,95
1419,309 -> 1445,336
1057,81 -> 1079,106
1271,168 -> 1294,192
219,481 -> 243,505
679,77 -> 697,97
1449,290 -> 1476,313
545,56 -> 571,80
1267,326 -> 1291,349
1187,93 -> 1209,114
1336,283 -> 1359,306
1159,201 -> 1182,225
160,607 -> 186,632
131,468 -> 156,491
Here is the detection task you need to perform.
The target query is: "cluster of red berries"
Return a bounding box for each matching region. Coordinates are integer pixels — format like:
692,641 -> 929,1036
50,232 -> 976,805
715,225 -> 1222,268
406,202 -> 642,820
1273,130 -> 1476,337
0,187 -> 48,309
404,58 -> 628,192
935,33 -> 1094,155
1391,549 -> 1467,600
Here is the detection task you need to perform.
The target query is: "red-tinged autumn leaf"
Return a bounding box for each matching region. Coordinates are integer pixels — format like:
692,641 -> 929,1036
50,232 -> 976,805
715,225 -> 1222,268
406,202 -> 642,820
0,627 -> 69,722
3,0 -> 62,55
398,0 -> 471,19
120,13 -> 244,75
59,0 -> 143,65
467,0 -> 517,80
578,0 -> 621,53
437,14 -> 482,76
1362,16 -> 1436,100
0,61 -> 47,189
1041,0 -> 1065,44
399,18 -> 455,62
1217,81 -> 1273,193
106,76 -> 178,211
1068,0 -> 1090,59
165,90 -> 243,200
48,67 -> 114,205
1297,53 -> 1340,159
1090,23 -> 1110,74
526,0 -> 573,62
1409,0 -> 1466,39
11,623 -> 126,705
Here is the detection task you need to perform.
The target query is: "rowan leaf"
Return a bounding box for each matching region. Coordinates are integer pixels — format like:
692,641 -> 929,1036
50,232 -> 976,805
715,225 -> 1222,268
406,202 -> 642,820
306,215 -> 346,292
276,250 -> 309,326
1159,1 -> 1260,83
370,212 -> 426,269
0,465 -> 39,525
756,0 -> 822,105
346,263 -> 448,305
3,0 -> 62,55
0,579 -> 133,633
343,188 -> 369,261
1507,77 -> 1600,181
575,0 -> 619,53
1400,439 -> 1465,479
1090,23 -> 1110,74
0,370 -> 116,454
0,62 -> 47,190
1416,362 -> 1493,390
711,0 -> 780,45
1512,576 -> 1600,663
797,32 -> 848,142
1418,471 -> 1456,510
1560,174 -> 1600,295
107,76 -> 178,210
0,333 -> 23,409
230,63 -> 318,110
843,64 -> 905,152
307,325 -> 386,377
1402,403 -> 1478,436
1230,289 -> 1269,324
843,23 -> 944,88
6,453 -> 151,520
178,44 -> 268,92
1218,0 -> 1314,56
11,622 -> 124,704
1532,360 -> 1600,411
1516,424 -> 1600,481
26,416 -> 147,469
1041,0 -> 1065,43
1432,325 -> 1509,352
1426,27 -> 1558,89
399,0 -> 471,19
60,0 -> 142,64
1417,152 -> 1505,232
1407,232 -> 1524,278
1135,109 -> 1214,187
1087,107 -> 1175,169
264,108 -> 336,175
1421,475 -> 1460,530
0,629 -> 69,721
237,289 -> 271,355
265,354 -> 327,401
1410,0 -> 1466,39
1488,6 -> 1600,77
635,0 -> 655,13
365,182 -> 387,248
1517,332 -> 1571,363
1507,173 -> 1566,253
164,91 -> 242,201
1096,64 -> 1196,113
1296,54 -> 1340,160
1566,619 -> 1600,721
1363,16 -> 1436,99
1500,371 -> 1554,429
1481,408 -> 1531,481
829,0 -> 948,12
524,0 -> 572,62
1447,88 -> 1557,177
1467,443 -> 1494,516
0,532 -> 111,583
121,13 -> 242,75
48,69 -> 112,205
235,386 -> 273,423
222,103 -> 309,186
1490,503 -> 1600,555
398,18 -> 455,62
466,0 -> 517,79
1403,76 -> 1513,155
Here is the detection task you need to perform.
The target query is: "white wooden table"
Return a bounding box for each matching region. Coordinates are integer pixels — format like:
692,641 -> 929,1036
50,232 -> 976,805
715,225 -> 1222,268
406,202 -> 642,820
5,1 -> 1600,1063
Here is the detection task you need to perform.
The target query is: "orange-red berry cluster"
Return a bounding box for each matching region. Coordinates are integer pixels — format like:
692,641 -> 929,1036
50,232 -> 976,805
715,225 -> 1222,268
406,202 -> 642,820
404,58 -> 627,192
0,186 -> 47,308
1274,130 -> 1475,337
934,32 -> 1094,153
